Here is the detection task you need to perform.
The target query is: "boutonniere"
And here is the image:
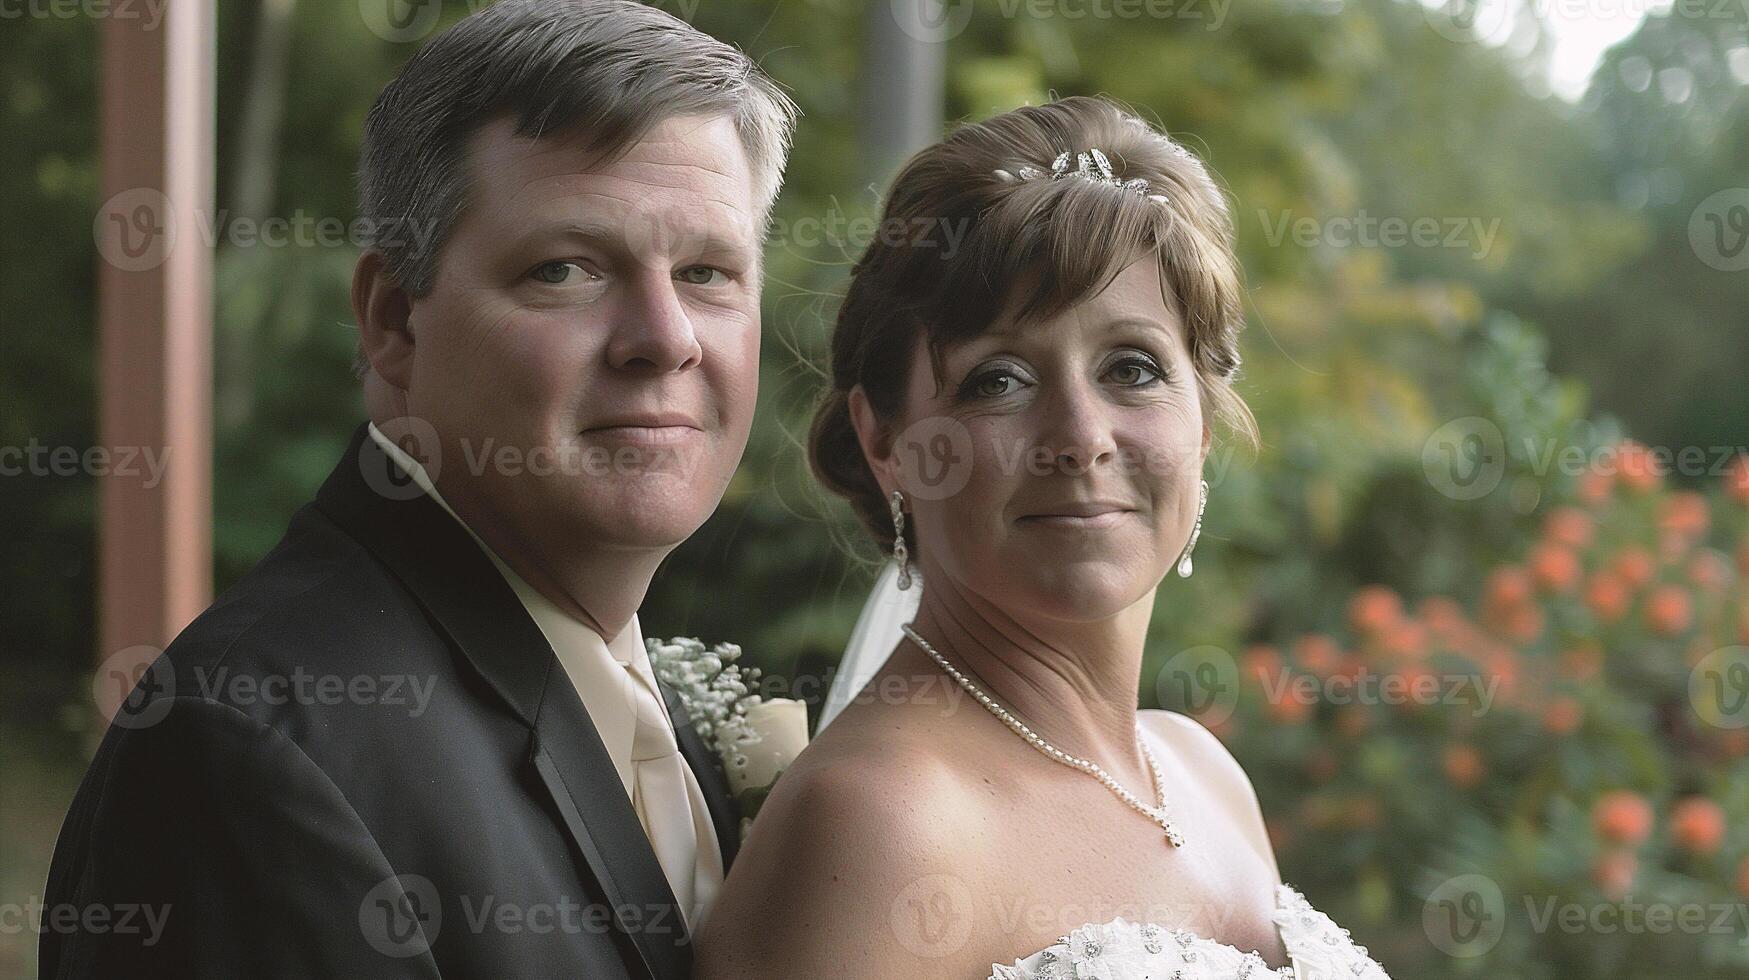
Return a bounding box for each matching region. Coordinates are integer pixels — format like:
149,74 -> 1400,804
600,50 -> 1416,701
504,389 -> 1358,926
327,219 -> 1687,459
646,637 -> 809,841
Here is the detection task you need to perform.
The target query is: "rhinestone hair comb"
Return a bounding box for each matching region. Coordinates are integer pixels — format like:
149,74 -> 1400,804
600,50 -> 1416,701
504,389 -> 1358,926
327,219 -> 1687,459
994,147 -> 1166,202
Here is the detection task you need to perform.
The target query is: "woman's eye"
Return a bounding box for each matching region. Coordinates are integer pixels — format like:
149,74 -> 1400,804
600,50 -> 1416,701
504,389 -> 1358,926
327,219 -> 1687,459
676,266 -> 727,286
530,261 -> 591,285
972,371 -> 1020,398
1107,356 -> 1164,387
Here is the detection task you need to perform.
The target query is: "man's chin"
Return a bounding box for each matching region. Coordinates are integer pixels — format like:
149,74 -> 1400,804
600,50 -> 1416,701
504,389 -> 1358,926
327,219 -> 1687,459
563,493 -> 719,550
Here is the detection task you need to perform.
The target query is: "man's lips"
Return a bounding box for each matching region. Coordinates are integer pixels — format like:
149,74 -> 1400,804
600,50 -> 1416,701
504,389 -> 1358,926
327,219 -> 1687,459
582,414 -> 704,445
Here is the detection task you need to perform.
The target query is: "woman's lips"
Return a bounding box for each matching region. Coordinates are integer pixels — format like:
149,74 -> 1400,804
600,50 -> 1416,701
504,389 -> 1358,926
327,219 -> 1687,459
1015,508 -> 1133,529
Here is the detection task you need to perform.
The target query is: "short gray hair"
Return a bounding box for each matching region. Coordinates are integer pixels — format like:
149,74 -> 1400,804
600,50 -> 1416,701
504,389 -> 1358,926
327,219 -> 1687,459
353,0 -> 798,376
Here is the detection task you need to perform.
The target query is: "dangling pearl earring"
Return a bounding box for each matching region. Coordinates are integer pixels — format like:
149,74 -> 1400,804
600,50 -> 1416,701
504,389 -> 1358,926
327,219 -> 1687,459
890,489 -> 914,590
1177,479 -> 1209,578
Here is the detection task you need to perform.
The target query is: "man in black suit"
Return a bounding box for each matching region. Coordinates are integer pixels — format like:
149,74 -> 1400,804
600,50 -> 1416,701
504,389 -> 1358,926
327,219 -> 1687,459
40,1 -> 796,976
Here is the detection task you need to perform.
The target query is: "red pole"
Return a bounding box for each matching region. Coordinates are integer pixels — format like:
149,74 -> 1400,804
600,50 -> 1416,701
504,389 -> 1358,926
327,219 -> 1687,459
93,0 -> 215,722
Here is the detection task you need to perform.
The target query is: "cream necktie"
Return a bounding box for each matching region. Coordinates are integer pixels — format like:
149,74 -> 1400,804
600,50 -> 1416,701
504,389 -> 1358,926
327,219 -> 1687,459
617,648 -> 726,932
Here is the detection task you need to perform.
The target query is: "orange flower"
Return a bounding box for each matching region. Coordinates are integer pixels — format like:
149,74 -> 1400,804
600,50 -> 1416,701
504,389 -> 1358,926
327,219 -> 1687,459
1592,790 -> 1653,845
1687,550 -> 1734,593
1542,697 -> 1583,735
1443,743 -> 1484,788
1544,506 -> 1595,549
1584,572 -> 1631,624
1483,647 -> 1522,698
1348,585 -> 1403,637
1617,440 -> 1663,494
1721,729 -> 1749,758
1645,585 -> 1693,636
1383,620 -> 1429,660
1559,643 -> 1604,681
1530,542 -> 1582,593
1669,797 -> 1726,855
1505,605 -> 1545,643
1265,691 -> 1313,726
1658,491 -> 1710,539
1726,453 -> 1749,506
1417,596 -> 1468,638
1242,644 -> 1283,687
1485,566 -> 1533,611
1612,546 -> 1656,589
1594,848 -> 1638,901
1578,467 -> 1614,507
1292,634 -> 1342,678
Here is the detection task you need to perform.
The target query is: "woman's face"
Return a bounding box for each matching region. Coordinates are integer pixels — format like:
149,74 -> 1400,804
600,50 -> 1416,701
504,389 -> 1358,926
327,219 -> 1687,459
875,256 -> 1210,625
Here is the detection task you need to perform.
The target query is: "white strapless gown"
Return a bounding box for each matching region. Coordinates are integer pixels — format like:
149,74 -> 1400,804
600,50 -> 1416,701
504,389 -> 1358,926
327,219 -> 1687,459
986,881 -> 1391,979
987,711 -> 1392,980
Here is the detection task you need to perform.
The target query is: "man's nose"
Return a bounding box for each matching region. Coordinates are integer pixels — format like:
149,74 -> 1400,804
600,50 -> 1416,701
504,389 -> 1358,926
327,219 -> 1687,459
605,273 -> 703,374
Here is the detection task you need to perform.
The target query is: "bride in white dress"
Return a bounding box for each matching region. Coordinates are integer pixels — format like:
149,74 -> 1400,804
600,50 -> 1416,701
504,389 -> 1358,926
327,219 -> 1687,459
694,96 -> 1391,980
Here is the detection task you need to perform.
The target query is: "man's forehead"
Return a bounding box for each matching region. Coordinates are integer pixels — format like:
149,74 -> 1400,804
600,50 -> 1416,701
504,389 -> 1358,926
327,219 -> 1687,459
469,112 -> 751,189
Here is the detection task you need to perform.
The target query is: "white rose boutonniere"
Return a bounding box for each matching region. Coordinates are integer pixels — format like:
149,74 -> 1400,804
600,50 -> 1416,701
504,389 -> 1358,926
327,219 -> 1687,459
646,637 -> 809,840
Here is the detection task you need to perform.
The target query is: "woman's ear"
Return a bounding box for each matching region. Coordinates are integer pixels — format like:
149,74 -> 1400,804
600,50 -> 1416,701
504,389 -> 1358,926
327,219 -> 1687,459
352,249 -> 416,391
847,384 -> 898,496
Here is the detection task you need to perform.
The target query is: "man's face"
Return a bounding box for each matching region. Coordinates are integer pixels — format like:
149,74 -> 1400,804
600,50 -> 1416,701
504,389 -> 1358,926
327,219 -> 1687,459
402,113 -> 762,554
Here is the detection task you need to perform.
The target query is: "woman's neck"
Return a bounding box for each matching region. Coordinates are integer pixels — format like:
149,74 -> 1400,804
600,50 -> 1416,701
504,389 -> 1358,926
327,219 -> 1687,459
905,573 -> 1156,784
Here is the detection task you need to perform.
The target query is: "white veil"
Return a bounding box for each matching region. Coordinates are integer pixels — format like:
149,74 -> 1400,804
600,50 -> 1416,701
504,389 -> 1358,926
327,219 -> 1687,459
815,560 -> 919,735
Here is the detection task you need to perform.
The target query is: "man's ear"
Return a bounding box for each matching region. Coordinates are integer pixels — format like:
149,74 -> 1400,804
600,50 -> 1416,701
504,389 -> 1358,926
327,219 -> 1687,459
847,384 -> 898,496
352,249 -> 416,391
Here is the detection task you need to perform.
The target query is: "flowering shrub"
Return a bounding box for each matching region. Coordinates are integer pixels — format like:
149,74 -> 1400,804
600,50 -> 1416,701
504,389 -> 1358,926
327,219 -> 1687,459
1192,448 -> 1749,977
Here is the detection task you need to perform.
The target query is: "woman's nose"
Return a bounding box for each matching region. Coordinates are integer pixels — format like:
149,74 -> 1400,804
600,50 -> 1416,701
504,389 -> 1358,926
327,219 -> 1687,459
1042,382 -> 1117,474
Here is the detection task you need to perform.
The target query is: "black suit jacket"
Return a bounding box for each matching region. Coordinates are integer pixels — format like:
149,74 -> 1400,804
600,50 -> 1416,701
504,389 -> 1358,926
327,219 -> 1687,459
40,423 -> 740,979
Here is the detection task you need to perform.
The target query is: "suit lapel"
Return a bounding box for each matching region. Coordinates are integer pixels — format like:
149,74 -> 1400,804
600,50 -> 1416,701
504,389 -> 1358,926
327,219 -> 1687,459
658,682 -> 742,870
315,423 -> 690,980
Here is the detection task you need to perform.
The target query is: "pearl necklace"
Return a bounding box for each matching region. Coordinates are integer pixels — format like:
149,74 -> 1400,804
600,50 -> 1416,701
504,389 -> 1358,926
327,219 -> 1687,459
900,624 -> 1186,847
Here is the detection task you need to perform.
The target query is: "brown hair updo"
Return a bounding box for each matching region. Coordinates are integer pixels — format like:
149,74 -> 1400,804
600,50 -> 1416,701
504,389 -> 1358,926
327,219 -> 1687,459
808,95 -> 1257,557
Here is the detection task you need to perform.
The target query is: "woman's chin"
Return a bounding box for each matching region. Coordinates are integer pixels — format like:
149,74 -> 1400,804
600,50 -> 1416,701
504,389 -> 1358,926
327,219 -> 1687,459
985,562 -> 1158,623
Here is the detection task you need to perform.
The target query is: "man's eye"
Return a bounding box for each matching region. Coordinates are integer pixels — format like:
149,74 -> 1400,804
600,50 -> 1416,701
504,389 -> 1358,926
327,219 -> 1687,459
676,266 -> 727,286
1106,356 -> 1164,387
529,261 -> 602,285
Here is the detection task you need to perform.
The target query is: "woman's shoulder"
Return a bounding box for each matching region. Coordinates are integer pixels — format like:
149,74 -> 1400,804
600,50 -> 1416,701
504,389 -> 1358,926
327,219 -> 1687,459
1140,709 -> 1277,873
759,706 -> 984,840
1139,708 -> 1255,799
696,713 -> 990,977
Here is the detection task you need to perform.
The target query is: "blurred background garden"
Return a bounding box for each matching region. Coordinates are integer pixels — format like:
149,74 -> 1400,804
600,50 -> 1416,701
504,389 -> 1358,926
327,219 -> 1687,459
4,0 -> 1749,976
